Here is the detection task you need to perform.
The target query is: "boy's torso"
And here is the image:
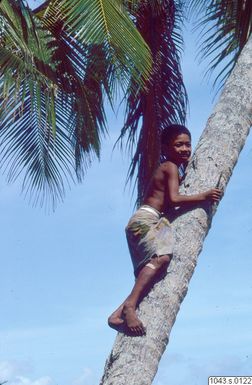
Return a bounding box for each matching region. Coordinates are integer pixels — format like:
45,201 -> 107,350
142,161 -> 180,213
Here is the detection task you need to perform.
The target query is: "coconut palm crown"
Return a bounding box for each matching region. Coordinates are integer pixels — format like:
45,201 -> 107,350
0,0 -> 152,207
190,0 -> 252,89
0,0 -> 251,208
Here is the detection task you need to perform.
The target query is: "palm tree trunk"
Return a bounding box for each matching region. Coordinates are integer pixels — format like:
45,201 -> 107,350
100,34 -> 252,385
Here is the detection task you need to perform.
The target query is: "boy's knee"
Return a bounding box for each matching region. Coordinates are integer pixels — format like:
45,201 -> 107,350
149,254 -> 171,271
158,254 -> 172,270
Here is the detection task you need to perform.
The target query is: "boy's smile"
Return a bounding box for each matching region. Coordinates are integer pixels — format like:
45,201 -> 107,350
165,133 -> 192,164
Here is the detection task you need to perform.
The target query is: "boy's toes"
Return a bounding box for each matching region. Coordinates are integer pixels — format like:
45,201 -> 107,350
134,326 -> 141,335
128,326 -> 139,335
136,327 -> 143,336
129,325 -> 145,336
138,327 -> 145,336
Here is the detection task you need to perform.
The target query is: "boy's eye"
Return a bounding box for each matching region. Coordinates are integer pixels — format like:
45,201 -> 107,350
175,142 -> 191,148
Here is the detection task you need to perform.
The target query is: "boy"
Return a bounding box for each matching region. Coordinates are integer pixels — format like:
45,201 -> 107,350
108,124 -> 222,336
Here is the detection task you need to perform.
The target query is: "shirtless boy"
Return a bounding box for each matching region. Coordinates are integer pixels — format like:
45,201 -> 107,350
108,124 -> 222,336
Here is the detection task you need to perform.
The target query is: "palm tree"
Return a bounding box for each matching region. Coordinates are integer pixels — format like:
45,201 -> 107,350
1,0 -> 251,383
0,0 -> 153,208
100,1 -> 252,384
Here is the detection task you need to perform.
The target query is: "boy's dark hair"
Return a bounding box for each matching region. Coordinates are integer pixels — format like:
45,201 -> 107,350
161,124 -> 191,145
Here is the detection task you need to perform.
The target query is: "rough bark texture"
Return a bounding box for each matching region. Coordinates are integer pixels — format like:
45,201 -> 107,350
100,35 -> 252,385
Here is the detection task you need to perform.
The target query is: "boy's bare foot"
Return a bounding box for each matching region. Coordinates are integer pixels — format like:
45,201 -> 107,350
108,303 -> 146,336
122,303 -> 146,336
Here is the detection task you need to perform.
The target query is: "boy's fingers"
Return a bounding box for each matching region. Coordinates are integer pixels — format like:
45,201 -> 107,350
212,194 -> 221,201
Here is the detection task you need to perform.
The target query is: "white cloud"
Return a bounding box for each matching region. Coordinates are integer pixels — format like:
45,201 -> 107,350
9,376 -> 52,385
0,361 -> 101,385
0,361 -> 27,381
72,368 -> 97,385
154,354 -> 252,385
0,361 -> 53,385
181,355 -> 252,385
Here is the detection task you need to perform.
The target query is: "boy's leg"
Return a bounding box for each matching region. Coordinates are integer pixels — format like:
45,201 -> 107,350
108,254 -> 171,335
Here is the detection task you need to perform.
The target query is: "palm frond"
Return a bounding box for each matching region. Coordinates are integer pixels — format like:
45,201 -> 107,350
0,80 -> 75,208
118,0 -> 187,206
0,0 -> 108,208
33,0 -> 152,181
0,0 -> 66,207
33,10 -> 113,179
39,0 -> 152,91
0,0 -> 154,208
190,0 -> 252,89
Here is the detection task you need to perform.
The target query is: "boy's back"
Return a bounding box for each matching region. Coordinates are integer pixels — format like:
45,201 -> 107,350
143,161 -> 180,213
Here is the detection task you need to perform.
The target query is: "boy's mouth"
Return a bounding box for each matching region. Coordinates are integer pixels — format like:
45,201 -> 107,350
179,153 -> 190,158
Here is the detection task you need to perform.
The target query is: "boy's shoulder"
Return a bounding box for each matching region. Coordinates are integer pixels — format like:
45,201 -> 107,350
159,160 -> 178,172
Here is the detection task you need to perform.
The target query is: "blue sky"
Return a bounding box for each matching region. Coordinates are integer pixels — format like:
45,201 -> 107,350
0,2 -> 252,385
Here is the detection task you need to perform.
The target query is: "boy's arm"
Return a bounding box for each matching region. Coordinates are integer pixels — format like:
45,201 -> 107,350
165,162 -> 222,206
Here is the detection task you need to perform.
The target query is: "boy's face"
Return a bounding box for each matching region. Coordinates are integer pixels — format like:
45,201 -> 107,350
164,133 -> 192,164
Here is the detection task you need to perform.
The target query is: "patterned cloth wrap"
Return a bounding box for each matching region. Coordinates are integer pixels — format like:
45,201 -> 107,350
125,205 -> 174,277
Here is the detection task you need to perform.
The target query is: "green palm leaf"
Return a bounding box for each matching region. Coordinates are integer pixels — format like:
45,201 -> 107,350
39,0 -> 152,90
1,0 -> 154,208
0,0 -> 63,205
33,0 -> 153,187
32,9 -> 112,177
190,0 -> 252,88
0,0 -> 106,207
